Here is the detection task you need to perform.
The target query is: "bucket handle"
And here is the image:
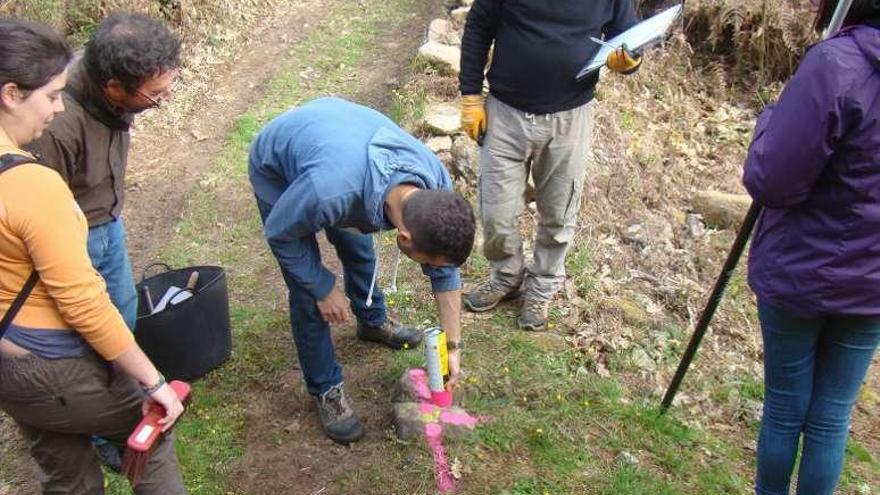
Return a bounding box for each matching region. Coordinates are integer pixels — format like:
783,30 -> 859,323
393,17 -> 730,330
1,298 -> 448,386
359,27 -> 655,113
141,262 -> 172,282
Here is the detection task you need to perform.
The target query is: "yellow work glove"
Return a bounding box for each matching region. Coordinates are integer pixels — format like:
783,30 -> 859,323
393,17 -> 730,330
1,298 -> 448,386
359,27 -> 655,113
460,94 -> 488,145
606,44 -> 642,75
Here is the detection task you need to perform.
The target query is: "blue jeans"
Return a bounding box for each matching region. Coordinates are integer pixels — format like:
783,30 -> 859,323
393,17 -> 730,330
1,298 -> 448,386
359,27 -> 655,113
87,219 -> 137,449
257,199 -> 386,396
87,219 -> 137,330
756,302 -> 880,495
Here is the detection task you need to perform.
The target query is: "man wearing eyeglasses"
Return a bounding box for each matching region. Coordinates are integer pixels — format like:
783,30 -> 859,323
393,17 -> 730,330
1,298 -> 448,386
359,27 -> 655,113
26,12 -> 181,472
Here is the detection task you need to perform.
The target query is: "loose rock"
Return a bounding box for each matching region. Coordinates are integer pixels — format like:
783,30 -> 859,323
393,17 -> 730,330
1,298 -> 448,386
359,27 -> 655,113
423,102 -> 461,135
418,41 -> 461,75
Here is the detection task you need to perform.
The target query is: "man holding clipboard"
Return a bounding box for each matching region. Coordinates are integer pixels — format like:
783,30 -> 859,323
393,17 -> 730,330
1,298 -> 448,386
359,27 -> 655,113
458,0 -> 643,330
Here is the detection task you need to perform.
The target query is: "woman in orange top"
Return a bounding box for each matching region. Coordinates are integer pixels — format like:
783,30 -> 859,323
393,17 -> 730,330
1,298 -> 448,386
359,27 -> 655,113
0,19 -> 186,494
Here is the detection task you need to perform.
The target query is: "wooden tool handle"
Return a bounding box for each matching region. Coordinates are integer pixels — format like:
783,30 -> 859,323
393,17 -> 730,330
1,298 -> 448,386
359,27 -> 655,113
185,271 -> 199,291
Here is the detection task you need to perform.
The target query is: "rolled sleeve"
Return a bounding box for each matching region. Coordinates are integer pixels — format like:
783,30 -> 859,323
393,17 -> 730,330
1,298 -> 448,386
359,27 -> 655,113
423,265 -> 462,293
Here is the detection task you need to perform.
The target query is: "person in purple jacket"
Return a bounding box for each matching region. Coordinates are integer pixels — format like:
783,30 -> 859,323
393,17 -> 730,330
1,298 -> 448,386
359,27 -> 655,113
743,1 -> 880,493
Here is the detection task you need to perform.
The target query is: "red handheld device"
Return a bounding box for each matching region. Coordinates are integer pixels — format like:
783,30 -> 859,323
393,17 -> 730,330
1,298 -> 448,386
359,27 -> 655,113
126,380 -> 192,453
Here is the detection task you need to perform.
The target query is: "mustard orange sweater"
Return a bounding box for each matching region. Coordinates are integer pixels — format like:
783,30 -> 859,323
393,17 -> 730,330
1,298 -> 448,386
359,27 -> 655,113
0,127 -> 133,360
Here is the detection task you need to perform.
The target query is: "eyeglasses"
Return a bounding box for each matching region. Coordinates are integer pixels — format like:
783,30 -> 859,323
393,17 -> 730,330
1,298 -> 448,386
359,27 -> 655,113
133,76 -> 180,109
134,87 -> 164,108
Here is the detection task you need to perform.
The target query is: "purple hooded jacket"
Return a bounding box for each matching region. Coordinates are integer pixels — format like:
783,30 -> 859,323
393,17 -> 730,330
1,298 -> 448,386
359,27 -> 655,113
745,24 -> 880,316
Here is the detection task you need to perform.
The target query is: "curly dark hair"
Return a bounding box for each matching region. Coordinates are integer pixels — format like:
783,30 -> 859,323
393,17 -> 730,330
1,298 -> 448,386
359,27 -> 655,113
0,18 -> 71,94
403,190 -> 475,267
84,13 -> 180,91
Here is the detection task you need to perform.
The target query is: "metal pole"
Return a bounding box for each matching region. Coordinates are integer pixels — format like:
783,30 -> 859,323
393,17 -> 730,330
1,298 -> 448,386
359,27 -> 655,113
660,202 -> 760,412
823,0 -> 855,38
659,0 -> 855,413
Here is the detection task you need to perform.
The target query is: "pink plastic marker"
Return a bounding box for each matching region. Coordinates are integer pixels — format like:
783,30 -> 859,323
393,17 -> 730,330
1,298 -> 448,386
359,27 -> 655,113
431,390 -> 453,407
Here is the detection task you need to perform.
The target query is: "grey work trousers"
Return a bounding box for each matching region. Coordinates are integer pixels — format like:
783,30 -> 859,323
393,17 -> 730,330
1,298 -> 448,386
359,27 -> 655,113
0,351 -> 186,495
479,95 -> 594,301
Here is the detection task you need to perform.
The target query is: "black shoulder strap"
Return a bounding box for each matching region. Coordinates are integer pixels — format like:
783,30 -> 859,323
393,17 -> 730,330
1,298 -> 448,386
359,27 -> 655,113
0,272 -> 39,338
0,153 -> 39,172
0,153 -> 41,338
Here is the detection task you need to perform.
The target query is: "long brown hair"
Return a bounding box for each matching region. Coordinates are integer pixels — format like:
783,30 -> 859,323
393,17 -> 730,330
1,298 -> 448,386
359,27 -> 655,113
0,18 -> 71,96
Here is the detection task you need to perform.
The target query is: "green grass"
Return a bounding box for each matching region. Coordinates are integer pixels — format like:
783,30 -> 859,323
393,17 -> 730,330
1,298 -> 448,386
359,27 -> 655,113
565,242 -> 596,298
389,83 -> 429,126
373,273 -> 755,494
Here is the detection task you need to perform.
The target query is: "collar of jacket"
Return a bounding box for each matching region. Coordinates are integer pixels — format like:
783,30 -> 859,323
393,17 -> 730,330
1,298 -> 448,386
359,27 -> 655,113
64,59 -> 133,132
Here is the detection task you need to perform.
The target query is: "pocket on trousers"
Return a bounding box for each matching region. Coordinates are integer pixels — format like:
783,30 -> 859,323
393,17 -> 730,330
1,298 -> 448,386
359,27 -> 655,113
562,180 -> 578,222
0,357 -> 71,429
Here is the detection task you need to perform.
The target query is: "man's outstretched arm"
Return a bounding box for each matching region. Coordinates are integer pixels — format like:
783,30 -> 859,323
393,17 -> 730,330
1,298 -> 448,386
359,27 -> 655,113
434,288 -> 462,391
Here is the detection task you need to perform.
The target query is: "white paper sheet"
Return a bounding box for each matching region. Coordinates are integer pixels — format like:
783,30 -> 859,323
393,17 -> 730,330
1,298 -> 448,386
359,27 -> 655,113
576,4 -> 683,80
151,285 -> 193,314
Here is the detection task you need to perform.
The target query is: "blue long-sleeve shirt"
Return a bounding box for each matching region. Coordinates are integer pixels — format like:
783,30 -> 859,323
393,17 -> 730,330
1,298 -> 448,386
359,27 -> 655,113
248,97 -> 461,301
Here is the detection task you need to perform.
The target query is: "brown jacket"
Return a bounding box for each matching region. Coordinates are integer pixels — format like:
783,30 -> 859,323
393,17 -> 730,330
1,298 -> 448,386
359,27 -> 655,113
27,58 -> 134,227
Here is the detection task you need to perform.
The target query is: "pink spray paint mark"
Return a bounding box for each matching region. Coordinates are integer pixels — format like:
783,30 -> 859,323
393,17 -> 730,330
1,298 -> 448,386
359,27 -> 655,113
405,368 -> 486,493
439,410 -> 480,427
425,423 -> 457,493
407,368 -> 433,401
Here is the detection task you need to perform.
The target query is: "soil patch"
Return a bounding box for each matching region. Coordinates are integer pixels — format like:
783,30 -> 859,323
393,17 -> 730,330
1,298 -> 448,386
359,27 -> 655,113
124,0 -> 342,273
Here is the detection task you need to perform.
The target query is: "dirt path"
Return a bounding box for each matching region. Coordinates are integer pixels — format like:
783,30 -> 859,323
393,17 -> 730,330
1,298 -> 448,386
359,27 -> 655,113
130,1 -> 442,494
0,1 -> 442,493
123,0 -> 347,273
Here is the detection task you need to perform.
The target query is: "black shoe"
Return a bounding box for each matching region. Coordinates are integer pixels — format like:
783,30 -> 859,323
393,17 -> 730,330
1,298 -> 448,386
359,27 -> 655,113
313,383 -> 364,445
356,320 -> 422,350
94,440 -> 123,473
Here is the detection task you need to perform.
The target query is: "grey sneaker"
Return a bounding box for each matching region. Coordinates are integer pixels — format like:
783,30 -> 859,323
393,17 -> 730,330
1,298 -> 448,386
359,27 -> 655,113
94,440 -> 122,473
463,279 -> 520,312
517,298 -> 549,331
313,383 -> 364,445
357,320 -> 422,350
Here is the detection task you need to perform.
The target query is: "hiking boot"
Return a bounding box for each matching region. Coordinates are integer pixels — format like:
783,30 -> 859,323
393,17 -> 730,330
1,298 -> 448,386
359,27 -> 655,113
357,320 -> 422,350
462,279 -> 520,312
313,383 -> 364,445
517,298 -> 550,331
94,440 -> 122,473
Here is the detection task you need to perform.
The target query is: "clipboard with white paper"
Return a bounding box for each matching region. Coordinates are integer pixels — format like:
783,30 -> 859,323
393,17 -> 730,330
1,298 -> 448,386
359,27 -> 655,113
575,4 -> 683,81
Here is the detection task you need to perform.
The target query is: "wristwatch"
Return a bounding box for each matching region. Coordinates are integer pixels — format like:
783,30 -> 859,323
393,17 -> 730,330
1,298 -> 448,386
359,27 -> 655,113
447,340 -> 462,351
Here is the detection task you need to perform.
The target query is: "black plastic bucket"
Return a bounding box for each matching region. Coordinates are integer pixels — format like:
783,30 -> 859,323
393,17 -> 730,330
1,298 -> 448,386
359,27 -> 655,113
135,263 -> 231,381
